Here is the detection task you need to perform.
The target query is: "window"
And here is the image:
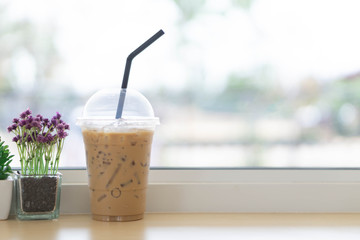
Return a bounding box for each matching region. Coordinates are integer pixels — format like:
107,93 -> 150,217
1,0 -> 360,168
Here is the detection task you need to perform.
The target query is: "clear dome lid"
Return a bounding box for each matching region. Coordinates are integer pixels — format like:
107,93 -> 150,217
77,88 -> 159,128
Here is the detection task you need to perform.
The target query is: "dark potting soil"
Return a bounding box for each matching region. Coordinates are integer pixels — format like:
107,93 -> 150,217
20,176 -> 58,212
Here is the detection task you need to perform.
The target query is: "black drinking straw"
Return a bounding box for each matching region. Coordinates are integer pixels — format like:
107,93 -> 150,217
116,29 -> 165,119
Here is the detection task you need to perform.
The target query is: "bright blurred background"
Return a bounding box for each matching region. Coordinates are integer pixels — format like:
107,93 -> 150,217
1,0 -> 360,168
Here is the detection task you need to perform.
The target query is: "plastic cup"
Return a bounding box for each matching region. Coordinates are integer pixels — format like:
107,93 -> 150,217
76,88 -> 159,222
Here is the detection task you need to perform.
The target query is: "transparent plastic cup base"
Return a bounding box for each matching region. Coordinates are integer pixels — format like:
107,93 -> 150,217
92,213 -> 144,222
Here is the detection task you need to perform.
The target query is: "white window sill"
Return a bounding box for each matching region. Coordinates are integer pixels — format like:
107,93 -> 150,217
59,168 -> 360,214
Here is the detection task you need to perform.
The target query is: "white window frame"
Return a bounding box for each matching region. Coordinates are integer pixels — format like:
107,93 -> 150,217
59,168 -> 360,214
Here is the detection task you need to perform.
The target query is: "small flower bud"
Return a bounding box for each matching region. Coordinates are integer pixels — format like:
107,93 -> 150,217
25,108 -> 32,115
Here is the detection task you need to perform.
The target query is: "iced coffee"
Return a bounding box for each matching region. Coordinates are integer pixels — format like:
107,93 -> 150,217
77,88 -> 159,221
82,128 -> 154,221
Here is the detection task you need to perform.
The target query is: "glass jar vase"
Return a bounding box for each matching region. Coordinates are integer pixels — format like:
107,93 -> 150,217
15,173 -> 62,220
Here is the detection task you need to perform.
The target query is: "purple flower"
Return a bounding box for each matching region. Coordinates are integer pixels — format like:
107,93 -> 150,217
57,123 -> 65,131
31,120 -> 42,129
20,112 -> 27,119
25,108 -> 31,115
19,120 -> 27,127
9,109 -> 69,175
27,116 -> 33,123
58,131 -> 68,139
51,117 -> 58,126
42,118 -> 49,127
46,134 -> 54,143
36,114 -> 43,121
7,124 -> 17,132
20,108 -> 32,119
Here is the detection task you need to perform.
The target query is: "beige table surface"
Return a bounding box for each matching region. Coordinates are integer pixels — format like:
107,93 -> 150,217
1,213 -> 360,240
